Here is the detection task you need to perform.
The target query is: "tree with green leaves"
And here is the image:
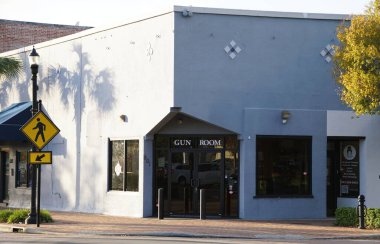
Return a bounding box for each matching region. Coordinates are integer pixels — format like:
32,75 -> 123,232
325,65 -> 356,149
334,0 -> 380,115
0,57 -> 22,80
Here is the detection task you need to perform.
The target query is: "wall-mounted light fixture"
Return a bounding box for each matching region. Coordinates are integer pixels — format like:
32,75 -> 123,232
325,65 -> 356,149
120,114 -> 127,122
182,9 -> 193,17
281,110 -> 291,124
177,118 -> 183,125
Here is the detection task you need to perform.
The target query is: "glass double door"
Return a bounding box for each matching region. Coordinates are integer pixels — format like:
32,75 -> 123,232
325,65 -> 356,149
169,151 -> 222,216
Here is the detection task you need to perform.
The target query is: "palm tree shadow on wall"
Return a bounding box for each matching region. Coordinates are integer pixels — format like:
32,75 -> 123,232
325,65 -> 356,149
40,43 -> 116,210
0,55 -> 32,107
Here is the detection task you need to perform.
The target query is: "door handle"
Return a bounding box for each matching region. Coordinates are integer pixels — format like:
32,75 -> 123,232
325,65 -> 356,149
190,179 -> 200,188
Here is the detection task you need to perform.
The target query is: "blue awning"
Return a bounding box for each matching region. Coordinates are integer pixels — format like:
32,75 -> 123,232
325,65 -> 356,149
0,102 -> 32,141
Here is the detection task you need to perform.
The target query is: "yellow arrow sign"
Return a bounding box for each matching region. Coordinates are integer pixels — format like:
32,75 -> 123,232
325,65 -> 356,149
28,151 -> 52,164
20,111 -> 60,150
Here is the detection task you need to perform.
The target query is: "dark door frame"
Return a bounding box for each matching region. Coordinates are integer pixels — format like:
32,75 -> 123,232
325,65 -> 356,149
327,137 -> 364,216
327,141 -> 339,217
0,151 -> 6,202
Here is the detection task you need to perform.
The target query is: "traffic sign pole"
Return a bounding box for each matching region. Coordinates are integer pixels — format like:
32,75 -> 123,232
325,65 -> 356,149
37,100 -> 42,227
25,63 -> 39,225
37,164 -> 41,227
21,103 -> 60,226
22,48 -> 59,227
20,85 -> 60,227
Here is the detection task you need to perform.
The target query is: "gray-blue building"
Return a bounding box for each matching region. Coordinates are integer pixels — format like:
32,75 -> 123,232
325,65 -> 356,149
1,6 -> 379,219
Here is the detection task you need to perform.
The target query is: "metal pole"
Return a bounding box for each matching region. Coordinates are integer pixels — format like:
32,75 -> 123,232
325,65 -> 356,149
25,64 -> 39,225
36,101 -> 42,227
358,195 -> 366,229
36,164 -> 41,227
200,189 -> 206,220
158,188 -> 164,220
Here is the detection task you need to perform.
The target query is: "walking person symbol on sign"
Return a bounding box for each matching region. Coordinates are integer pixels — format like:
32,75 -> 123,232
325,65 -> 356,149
20,111 -> 60,150
33,118 -> 46,143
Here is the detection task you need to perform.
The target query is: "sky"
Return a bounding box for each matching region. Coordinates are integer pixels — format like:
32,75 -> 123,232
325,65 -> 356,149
1,0 -> 372,27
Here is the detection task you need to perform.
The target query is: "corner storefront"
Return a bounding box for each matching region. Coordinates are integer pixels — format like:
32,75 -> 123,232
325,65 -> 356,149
1,6 -> 380,220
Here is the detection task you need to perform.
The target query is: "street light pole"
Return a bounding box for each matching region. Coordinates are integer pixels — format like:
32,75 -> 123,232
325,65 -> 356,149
25,46 -> 40,225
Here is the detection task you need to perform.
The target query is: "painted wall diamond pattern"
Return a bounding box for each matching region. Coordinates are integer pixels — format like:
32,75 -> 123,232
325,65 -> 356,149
320,44 -> 335,63
224,40 -> 242,59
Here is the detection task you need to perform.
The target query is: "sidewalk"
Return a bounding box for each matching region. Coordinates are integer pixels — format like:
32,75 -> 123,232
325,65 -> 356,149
2,211 -> 380,240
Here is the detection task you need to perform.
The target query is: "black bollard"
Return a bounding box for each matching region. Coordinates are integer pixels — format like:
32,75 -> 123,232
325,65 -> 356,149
158,188 -> 164,220
200,189 -> 206,220
357,195 -> 366,229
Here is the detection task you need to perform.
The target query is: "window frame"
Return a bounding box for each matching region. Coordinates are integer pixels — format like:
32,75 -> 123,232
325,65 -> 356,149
15,150 -> 30,188
108,139 -> 139,192
255,135 -> 312,198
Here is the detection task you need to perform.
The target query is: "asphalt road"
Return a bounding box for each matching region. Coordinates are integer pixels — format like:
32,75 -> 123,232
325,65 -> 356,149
1,233 -> 380,244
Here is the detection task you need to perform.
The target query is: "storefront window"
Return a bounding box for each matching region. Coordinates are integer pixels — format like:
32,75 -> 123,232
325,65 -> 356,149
256,136 -> 311,196
16,151 -> 30,187
109,140 -> 139,192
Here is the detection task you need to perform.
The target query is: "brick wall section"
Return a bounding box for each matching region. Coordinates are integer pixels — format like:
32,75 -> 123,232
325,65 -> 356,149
0,19 -> 92,53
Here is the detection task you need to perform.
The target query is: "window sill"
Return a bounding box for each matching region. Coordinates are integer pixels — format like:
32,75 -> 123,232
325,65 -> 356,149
254,195 -> 314,199
106,190 -> 139,195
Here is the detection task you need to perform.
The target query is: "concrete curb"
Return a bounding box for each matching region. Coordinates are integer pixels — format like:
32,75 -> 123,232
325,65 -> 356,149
3,226 -> 380,241
0,224 -> 31,233
2,223 -> 380,240
1,226 -> 257,239
0,225 -> 302,239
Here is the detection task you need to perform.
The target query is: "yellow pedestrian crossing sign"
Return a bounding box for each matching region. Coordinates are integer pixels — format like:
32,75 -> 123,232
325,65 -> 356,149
28,151 -> 52,164
20,111 -> 60,150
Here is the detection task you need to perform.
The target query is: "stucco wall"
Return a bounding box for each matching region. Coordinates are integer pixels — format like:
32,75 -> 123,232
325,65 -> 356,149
1,11 -> 175,217
172,8 -> 346,219
239,108 -> 327,219
173,10 -> 347,133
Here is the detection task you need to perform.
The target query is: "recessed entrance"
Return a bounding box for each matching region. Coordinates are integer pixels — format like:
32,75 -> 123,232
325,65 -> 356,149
327,138 -> 361,217
154,135 -> 239,218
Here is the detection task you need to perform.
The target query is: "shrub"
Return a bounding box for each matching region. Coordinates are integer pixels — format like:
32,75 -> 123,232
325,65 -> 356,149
335,207 -> 358,227
5,209 -> 53,224
40,210 -> 53,223
0,209 -> 13,223
366,208 -> 380,228
335,207 -> 380,229
7,209 -> 29,224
